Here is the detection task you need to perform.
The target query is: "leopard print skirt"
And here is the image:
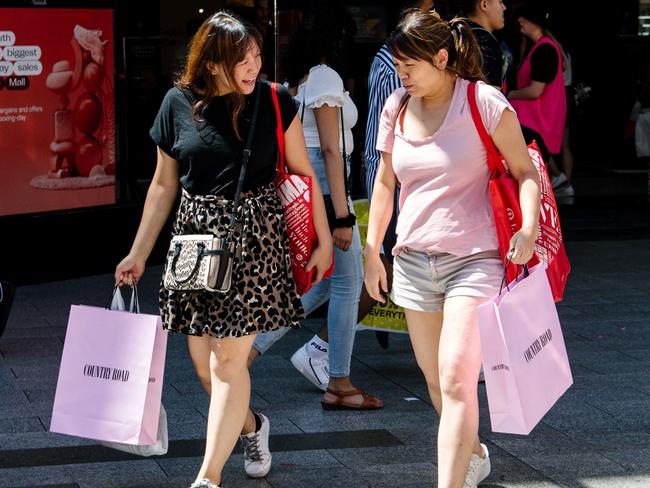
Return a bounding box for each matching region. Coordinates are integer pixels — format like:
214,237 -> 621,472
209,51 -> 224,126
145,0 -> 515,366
159,182 -> 304,338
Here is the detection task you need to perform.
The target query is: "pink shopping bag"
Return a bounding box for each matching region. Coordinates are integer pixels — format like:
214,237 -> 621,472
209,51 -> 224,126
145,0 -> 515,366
477,264 -> 573,435
50,287 -> 167,445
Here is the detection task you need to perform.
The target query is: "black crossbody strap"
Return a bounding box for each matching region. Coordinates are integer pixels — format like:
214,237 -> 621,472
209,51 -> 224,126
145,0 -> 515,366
340,106 -> 350,197
228,83 -> 261,229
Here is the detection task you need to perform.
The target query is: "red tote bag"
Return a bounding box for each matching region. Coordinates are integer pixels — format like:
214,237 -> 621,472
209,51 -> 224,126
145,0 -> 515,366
270,82 -> 333,295
467,82 -> 570,301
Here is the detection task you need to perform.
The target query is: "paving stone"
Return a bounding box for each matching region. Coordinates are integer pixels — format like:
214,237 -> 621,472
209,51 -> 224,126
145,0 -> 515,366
573,475 -> 650,488
0,460 -> 168,488
327,444 -> 437,467
599,448 -> 650,471
510,452 -> 627,484
265,466 -> 369,488
0,431 -> 97,450
0,416 -> 45,434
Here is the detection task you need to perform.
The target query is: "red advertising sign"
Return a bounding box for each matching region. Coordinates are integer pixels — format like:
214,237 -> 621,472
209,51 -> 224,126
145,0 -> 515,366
0,8 -> 115,216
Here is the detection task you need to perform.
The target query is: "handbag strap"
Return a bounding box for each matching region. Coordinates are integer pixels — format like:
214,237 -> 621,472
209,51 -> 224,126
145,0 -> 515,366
106,284 -> 139,313
499,254 -> 530,295
270,82 -> 286,175
467,81 -> 507,177
228,82 -> 262,229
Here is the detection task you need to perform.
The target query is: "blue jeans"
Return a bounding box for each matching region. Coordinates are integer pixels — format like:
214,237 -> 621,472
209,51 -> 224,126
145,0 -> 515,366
253,148 -> 363,378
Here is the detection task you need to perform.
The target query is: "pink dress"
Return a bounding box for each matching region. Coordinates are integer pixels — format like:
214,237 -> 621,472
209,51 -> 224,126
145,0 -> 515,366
376,77 -> 515,258
510,37 -> 566,154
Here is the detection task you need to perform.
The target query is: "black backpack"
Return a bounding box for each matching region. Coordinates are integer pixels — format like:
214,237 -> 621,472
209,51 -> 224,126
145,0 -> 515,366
0,281 -> 16,339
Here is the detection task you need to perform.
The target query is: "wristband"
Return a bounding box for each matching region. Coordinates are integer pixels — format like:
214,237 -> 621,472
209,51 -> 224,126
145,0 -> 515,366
333,213 -> 356,229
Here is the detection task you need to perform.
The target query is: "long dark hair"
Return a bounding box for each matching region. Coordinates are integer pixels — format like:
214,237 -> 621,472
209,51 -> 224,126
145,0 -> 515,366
176,11 -> 262,139
387,9 -> 485,83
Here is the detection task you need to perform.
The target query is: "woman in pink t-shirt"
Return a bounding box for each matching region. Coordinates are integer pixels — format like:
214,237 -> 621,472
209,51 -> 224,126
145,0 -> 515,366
364,9 -> 541,488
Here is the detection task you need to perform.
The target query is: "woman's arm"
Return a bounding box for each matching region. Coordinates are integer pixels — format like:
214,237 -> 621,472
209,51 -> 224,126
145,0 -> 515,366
363,152 -> 397,302
507,80 -> 545,100
284,115 -> 334,282
491,109 -> 541,264
313,104 -> 353,251
114,147 -> 180,284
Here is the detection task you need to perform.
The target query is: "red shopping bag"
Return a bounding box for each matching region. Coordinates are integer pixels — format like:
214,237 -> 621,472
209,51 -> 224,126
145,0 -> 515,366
468,82 -> 570,301
270,82 -> 334,295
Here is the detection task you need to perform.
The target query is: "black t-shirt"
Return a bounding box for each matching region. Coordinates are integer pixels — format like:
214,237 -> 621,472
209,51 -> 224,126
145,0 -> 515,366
467,21 -> 503,88
530,44 -> 559,84
150,80 -> 298,197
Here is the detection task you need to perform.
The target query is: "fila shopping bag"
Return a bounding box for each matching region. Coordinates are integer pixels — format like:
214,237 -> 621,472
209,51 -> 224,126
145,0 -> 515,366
477,264 -> 573,435
50,285 -> 167,446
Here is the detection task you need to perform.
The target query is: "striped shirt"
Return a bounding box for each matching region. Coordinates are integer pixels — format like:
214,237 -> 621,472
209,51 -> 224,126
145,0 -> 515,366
364,45 -> 401,201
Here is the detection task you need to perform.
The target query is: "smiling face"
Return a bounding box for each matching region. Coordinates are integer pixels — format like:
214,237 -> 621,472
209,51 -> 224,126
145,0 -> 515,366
233,41 -> 262,94
393,50 -> 449,98
210,40 -> 262,95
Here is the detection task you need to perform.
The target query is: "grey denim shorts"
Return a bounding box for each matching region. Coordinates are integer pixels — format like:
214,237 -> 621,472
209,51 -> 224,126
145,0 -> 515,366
391,248 -> 502,312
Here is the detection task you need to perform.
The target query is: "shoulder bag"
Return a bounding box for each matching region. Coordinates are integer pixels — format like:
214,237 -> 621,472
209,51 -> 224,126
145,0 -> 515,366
271,82 -> 334,295
467,81 -> 570,301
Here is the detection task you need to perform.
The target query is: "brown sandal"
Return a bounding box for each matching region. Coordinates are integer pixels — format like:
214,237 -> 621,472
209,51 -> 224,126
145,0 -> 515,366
321,388 -> 385,410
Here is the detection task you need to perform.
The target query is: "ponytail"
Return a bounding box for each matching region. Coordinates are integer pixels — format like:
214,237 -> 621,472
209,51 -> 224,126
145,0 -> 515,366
446,17 -> 485,82
387,9 -> 485,83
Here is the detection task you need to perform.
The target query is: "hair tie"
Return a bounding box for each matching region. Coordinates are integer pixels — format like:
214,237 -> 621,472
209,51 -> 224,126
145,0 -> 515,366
449,22 -> 463,47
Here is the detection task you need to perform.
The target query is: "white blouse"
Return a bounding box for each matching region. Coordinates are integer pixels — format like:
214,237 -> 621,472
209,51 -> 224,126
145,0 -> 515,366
295,64 -> 358,153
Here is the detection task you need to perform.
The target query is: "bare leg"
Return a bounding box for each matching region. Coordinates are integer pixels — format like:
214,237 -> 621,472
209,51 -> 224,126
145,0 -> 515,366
190,334 -> 257,486
404,308 -> 444,416
436,296 -> 485,488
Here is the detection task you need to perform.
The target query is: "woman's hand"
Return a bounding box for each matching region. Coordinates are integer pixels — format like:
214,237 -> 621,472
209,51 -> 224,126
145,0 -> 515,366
305,240 -> 334,284
363,252 -> 388,303
508,228 -> 537,265
332,226 -> 353,251
115,254 -> 146,286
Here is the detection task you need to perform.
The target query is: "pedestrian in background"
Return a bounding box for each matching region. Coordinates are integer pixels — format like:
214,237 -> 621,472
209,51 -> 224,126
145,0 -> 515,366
244,8 -> 384,478
364,9 -> 540,487
115,11 -> 332,488
462,0 -> 510,89
507,3 -> 567,169
249,9 -> 385,396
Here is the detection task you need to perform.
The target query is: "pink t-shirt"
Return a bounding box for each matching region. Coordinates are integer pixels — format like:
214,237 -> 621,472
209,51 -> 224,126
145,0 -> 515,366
376,77 -> 515,257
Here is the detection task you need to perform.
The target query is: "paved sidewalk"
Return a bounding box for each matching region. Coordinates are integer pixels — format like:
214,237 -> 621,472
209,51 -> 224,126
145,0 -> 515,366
1,240 -> 650,488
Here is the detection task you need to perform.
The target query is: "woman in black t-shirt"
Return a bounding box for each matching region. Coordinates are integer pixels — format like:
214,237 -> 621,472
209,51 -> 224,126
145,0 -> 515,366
115,12 -> 332,488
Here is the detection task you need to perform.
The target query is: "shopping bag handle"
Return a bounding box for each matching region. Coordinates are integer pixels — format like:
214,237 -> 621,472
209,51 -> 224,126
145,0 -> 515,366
499,253 -> 530,295
106,284 -> 140,313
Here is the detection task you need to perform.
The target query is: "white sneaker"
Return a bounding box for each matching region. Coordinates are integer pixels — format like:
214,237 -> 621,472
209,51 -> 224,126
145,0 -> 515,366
464,443 -> 491,488
241,413 -> 272,478
290,342 -> 329,391
551,173 -> 568,189
190,480 -> 221,488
